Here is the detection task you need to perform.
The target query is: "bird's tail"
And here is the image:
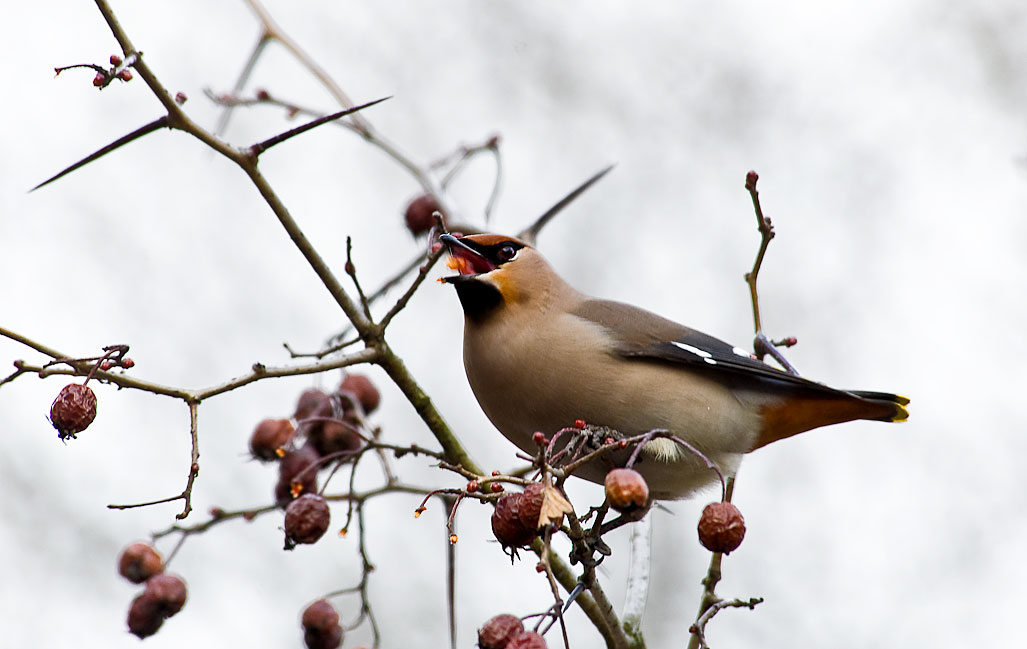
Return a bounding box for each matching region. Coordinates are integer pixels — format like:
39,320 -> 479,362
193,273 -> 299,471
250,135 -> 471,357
754,388 -> 909,449
847,390 -> 910,422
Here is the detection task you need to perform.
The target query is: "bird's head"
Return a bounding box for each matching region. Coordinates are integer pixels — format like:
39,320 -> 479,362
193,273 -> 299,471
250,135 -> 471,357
439,233 -> 554,321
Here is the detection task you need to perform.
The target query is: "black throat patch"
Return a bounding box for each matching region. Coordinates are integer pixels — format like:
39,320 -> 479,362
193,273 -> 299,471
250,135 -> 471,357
452,278 -> 503,323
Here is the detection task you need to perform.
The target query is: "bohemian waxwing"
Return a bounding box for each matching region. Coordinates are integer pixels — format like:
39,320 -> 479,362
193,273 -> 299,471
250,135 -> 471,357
440,233 -> 908,499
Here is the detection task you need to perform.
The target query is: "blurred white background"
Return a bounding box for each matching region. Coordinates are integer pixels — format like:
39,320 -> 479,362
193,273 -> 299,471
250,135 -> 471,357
2,1 -> 1025,647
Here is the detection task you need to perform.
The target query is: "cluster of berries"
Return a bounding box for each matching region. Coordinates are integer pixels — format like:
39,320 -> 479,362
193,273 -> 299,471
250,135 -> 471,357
478,614 -> 547,649
248,374 -> 380,549
118,543 -> 187,639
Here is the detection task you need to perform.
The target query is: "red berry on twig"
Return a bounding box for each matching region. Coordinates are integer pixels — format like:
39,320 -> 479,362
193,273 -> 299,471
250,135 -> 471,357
404,194 -> 444,236
143,573 -> 187,617
697,501 -> 746,554
338,374 -> 380,414
126,593 -> 164,639
508,631 -> 548,648
249,418 -> 296,461
478,614 -> 524,649
118,542 -> 164,584
275,444 -> 320,505
284,493 -> 331,547
604,468 -> 650,513
50,383 -> 97,440
92,72 -> 105,87
302,600 -> 343,649
491,493 -> 536,549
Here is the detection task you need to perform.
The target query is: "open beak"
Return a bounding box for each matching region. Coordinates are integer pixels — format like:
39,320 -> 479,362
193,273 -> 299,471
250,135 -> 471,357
439,234 -> 495,282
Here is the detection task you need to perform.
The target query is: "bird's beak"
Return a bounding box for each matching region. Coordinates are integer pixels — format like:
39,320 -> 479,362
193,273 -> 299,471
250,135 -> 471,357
439,234 -> 495,282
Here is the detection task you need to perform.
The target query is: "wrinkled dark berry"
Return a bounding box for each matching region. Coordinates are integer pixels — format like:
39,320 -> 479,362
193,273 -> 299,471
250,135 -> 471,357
50,383 -> 97,440
491,493 -> 536,548
307,415 -> 362,458
508,631 -> 548,648
275,444 -> 321,506
126,593 -> 164,639
294,388 -> 330,422
285,493 -> 331,547
250,418 -> 296,461
517,483 -> 546,531
697,502 -> 746,554
478,613 -> 524,649
118,542 -> 163,584
302,600 -> 343,649
144,573 -> 187,617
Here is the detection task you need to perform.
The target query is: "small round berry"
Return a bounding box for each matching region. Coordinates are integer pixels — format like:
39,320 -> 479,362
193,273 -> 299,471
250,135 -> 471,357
574,419 -> 586,429
50,383 -> 97,440
275,444 -> 321,506
697,502 -> 746,554
121,357 -> 135,368
118,542 -> 164,584
99,360 -> 112,371
604,468 -> 650,513
338,374 -> 380,414
117,69 -> 132,81
508,631 -> 548,649
109,54 -> 123,65
478,614 -> 524,649
284,493 -> 331,546
466,480 -> 480,493
516,483 -> 546,531
302,600 -> 343,649
249,418 -> 296,461
144,573 -> 187,617
126,593 -> 164,639
294,388 -> 331,422
491,493 -> 536,548
174,92 -> 187,105
255,88 -> 270,101
92,72 -> 105,86
307,415 -> 362,458
403,194 -> 444,236
490,482 -> 504,493
532,431 -> 547,445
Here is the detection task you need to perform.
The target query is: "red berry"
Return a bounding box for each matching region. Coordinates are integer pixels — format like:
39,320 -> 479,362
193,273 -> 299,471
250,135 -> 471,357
697,502 -> 746,554
466,480 -> 480,493
604,468 -> 650,513
403,194 -> 444,236
574,419 -> 586,429
302,600 -> 343,649
121,357 -> 135,368
50,383 -> 97,440
118,542 -> 164,584
338,374 -> 380,414
126,593 -> 164,639
255,88 -> 270,100
144,573 -> 187,617
275,444 -> 321,506
307,415 -> 362,458
174,92 -> 187,105
109,54 -> 123,66
508,631 -> 548,648
249,418 -> 296,461
92,72 -> 105,86
490,482 -> 504,493
532,431 -> 546,445
491,493 -> 536,549
478,614 -> 524,649
117,69 -> 132,82
284,493 -> 331,547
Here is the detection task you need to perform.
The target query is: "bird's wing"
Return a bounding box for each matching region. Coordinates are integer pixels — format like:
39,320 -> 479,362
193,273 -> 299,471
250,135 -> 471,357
571,298 -> 840,395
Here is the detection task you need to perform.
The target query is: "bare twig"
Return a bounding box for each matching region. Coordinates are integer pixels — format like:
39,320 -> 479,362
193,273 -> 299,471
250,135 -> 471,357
689,597 -> 764,649
518,165 -> 615,245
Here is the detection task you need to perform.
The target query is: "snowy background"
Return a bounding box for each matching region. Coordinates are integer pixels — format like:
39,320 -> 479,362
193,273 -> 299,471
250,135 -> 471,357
1,1 -> 1025,647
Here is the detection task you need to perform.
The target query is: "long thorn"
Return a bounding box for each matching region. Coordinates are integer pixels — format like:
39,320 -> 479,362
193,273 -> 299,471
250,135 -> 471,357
248,97 -> 390,157
31,116 -> 169,191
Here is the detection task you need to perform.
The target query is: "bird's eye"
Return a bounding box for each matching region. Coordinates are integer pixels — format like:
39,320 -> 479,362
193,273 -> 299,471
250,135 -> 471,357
496,245 -> 517,262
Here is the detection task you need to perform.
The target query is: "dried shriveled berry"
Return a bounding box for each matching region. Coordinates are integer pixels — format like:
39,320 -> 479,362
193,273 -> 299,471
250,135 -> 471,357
275,444 -> 321,506
508,631 -> 548,649
302,600 -> 343,649
307,415 -> 362,458
144,573 -> 187,617
285,493 -> 331,547
249,418 -> 296,461
50,383 -> 97,440
338,374 -> 380,414
604,468 -> 650,513
118,542 -> 164,584
404,194 -> 444,236
491,493 -> 536,548
478,613 -> 524,649
697,501 -> 746,554
126,593 -> 164,639
517,483 -> 546,531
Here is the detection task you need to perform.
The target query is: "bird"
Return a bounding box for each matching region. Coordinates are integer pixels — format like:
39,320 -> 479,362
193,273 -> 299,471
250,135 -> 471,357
439,232 -> 908,499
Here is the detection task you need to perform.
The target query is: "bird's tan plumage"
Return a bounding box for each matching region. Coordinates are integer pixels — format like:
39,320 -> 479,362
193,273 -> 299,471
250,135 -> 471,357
442,233 -> 908,499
